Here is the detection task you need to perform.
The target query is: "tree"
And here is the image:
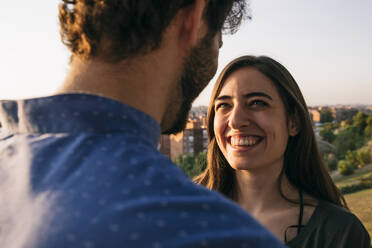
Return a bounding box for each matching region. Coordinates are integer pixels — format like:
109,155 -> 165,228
357,147 -> 372,167
195,152 -> 207,172
352,111 -> 368,135
333,126 -> 364,159
345,150 -> 358,169
320,109 -> 334,123
175,154 -> 184,166
365,114 -> 372,138
367,113 -> 372,126
340,119 -> 352,127
319,122 -> 336,143
174,152 -> 207,178
338,160 -> 354,176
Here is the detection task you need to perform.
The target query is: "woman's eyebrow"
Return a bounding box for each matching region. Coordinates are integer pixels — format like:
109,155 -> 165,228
215,95 -> 231,101
215,92 -> 273,102
243,92 -> 273,100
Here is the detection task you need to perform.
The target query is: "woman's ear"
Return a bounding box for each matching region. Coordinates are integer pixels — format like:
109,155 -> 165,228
288,114 -> 300,137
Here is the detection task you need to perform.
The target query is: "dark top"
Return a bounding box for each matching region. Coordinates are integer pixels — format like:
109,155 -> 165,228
0,94 -> 285,248
287,199 -> 371,248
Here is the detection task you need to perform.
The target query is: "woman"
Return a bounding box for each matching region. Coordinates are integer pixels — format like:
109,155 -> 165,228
194,56 -> 370,247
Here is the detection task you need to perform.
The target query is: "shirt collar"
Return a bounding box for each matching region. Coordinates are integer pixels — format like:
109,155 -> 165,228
0,93 -> 161,147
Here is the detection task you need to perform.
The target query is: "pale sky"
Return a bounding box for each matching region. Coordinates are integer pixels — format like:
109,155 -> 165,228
0,0 -> 371,106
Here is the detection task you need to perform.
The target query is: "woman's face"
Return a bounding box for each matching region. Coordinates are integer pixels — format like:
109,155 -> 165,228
213,67 -> 298,171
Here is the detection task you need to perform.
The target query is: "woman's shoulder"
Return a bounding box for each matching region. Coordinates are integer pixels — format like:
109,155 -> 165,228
316,199 -> 361,223
317,199 -> 350,214
287,199 -> 371,248
313,199 -> 366,231
312,199 -> 370,246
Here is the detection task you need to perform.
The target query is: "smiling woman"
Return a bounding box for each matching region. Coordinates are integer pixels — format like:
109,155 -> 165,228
213,67 -> 298,172
194,55 -> 371,247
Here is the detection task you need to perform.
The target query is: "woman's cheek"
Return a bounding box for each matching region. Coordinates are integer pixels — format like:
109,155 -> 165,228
214,118 -> 223,143
214,116 -> 228,148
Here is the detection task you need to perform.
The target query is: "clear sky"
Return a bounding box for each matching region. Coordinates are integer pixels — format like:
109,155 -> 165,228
0,0 -> 371,106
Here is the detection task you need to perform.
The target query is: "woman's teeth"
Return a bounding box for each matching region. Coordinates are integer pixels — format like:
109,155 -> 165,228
230,136 -> 259,146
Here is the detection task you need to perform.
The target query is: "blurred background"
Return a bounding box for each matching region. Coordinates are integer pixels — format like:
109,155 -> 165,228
0,0 -> 371,239
0,0 -> 371,106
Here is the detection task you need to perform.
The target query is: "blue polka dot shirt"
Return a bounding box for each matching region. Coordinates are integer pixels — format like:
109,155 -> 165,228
0,94 -> 284,248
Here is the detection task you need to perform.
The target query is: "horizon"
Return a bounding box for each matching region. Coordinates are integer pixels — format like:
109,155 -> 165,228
0,0 -> 371,106
190,103 -> 372,110
192,103 -> 372,108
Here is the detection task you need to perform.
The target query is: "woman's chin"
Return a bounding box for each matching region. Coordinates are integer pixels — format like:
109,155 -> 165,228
228,160 -> 259,171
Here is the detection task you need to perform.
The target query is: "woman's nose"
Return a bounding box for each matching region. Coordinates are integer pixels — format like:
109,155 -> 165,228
228,105 -> 250,130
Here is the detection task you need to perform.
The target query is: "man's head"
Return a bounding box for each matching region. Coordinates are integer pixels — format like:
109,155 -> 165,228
59,0 -> 249,134
59,0 -> 248,62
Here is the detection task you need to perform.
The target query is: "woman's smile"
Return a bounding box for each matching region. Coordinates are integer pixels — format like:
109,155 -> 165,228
213,67 -> 297,170
226,134 -> 264,151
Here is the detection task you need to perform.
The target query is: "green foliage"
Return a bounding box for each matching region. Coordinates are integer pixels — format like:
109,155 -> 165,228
365,126 -> 372,139
353,111 -> 368,135
320,109 -> 334,123
195,152 -> 207,171
174,152 -> 207,178
340,119 -> 352,127
175,154 -> 183,164
338,160 -> 355,176
340,183 -> 371,195
324,122 -> 337,130
339,183 -> 372,195
323,153 -> 338,171
360,173 -> 372,185
366,114 -> 372,138
345,150 -> 359,169
367,114 -> 372,126
357,147 -> 372,166
333,126 -> 365,159
319,122 -> 336,143
339,173 -> 372,195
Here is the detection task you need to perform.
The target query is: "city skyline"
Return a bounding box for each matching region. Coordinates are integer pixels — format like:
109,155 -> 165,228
0,0 -> 371,106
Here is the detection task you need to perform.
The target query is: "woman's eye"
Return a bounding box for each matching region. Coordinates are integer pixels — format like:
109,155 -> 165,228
215,103 -> 230,110
249,100 -> 268,107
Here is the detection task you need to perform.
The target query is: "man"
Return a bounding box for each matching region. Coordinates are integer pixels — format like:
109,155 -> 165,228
0,1 -> 284,247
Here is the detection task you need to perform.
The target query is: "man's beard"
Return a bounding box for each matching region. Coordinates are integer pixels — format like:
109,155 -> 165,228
162,33 -> 218,134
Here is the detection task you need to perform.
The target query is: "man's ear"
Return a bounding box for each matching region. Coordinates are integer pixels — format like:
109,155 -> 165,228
288,115 -> 300,137
177,0 -> 207,48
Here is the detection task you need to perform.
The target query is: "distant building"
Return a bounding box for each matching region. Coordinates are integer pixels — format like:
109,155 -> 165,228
158,134 -> 170,157
309,109 -> 321,123
308,105 -> 372,124
159,112 -> 208,161
333,107 -> 358,122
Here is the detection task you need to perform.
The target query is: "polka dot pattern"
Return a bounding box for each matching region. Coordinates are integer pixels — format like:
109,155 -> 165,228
0,94 -> 284,248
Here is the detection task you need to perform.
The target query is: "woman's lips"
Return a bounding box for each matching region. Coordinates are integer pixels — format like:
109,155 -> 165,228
227,135 -> 263,150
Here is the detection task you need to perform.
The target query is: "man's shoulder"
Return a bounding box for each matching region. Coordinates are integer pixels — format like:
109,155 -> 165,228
0,134 -> 284,248
48,178 -> 284,248
44,136 -> 283,247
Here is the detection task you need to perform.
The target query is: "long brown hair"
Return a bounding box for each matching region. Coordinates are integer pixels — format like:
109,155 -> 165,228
194,55 -> 347,208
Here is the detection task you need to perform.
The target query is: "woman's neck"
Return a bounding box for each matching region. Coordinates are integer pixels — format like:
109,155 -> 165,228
233,163 -> 318,243
234,166 -> 298,216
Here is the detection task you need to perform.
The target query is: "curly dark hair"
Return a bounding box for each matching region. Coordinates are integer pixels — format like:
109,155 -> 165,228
59,0 -> 249,63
